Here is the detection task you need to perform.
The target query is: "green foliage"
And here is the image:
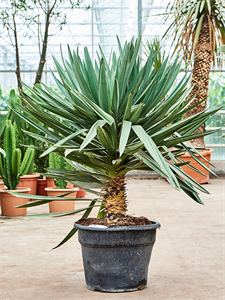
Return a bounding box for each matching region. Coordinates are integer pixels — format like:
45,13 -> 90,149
13,34 -> 220,205
0,89 -> 49,176
143,37 -> 166,71
49,153 -> 72,189
0,120 -> 36,189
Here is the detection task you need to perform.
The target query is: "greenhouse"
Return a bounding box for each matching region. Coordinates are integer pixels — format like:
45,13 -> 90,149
0,0 -> 224,299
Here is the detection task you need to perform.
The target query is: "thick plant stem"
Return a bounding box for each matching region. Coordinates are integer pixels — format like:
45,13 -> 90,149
102,175 -> 127,216
185,15 -> 213,148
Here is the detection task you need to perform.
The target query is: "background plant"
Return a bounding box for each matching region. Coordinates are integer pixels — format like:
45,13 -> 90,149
143,36 -> 166,71
0,120 -> 35,190
48,153 -> 73,189
163,0 -> 225,148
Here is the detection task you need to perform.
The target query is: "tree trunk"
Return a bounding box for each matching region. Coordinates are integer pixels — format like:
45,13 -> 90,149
102,175 -> 127,222
185,15 -> 213,148
12,14 -> 22,93
34,12 -> 50,85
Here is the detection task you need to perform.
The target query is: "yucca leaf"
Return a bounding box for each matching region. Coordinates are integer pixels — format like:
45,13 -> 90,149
97,126 -> 117,155
123,94 -> 132,120
167,160 -> 210,194
73,91 -> 115,125
111,77 -> 119,115
98,58 -> 110,112
119,120 -> 132,156
80,120 -> 106,150
132,125 -> 180,189
40,129 -> 87,158
123,141 -> 144,156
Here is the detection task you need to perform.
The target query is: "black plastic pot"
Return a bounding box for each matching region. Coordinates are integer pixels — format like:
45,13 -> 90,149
74,220 -> 161,293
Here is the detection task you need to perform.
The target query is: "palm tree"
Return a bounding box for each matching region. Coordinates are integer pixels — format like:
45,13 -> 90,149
164,0 -> 225,147
9,36 -> 220,245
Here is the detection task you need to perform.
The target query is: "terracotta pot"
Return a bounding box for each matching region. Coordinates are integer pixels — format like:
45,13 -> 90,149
76,187 -> 86,198
37,179 -> 47,196
66,182 -> 74,188
179,149 -> 213,184
46,177 -> 56,188
0,187 -> 30,216
45,187 -> 78,213
0,182 -> 4,205
17,173 -> 40,195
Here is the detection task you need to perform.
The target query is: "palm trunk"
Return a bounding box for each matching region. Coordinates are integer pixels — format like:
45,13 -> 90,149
185,15 -> 213,148
102,175 -> 127,223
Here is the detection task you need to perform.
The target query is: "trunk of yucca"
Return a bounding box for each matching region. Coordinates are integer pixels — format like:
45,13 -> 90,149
185,15 -> 213,148
102,175 -> 127,220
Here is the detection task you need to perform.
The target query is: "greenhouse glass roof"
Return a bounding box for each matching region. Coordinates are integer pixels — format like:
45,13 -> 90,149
0,0 -> 172,89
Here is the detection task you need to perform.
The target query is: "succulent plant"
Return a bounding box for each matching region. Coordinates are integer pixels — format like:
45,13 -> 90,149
49,152 -> 73,189
0,120 -> 35,190
10,35 -> 221,246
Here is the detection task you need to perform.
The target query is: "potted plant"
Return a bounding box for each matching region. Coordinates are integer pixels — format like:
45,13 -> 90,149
45,153 -> 78,213
17,148 -> 39,194
11,36 -> 221,292
0,120 -> 31,216
163,0 -> 225,183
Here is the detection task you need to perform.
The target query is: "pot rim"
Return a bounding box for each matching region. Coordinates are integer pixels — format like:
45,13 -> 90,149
0,187 -> 31,193
45,187 -> 79,192
74,220 -> 161,232
181,149 -> 213,158
19,173 -> 40,179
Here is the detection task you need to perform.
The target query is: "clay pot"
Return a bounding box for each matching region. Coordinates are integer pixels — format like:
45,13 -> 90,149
0,181 -> 4,189
46,177 -> 56,188
66,183 -> 86,198
17,173 -> 40,195
0,187 -> 30,216
66,182 -> 74,188
45,187 -> 78,213
179,149 -> 213,184
76,187 -> 86,198
37,179 -> 47,196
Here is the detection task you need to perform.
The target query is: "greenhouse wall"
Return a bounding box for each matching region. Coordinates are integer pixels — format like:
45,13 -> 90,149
0,0 -> 224,164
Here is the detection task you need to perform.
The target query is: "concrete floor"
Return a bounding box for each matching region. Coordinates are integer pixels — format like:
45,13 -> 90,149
0,178 -> 224,300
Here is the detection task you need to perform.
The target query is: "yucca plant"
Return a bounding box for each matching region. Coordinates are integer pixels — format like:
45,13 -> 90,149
163,0 -> 225,147
9,35 -> 221,245
0,120 -> 35,190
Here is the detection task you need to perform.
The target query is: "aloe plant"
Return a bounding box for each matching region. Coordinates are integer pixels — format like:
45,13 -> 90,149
49,152 -> 73,189
0,120 -> 35,190
9,35 -> 221,246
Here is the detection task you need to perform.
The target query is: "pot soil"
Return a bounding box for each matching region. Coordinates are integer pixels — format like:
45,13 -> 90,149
17,173 -> 40,195
180,149 -> 213,184
37,179 -> 47,196
45,187 -> 78,213
74,218 -> 160,293
0,187 -> 31,216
